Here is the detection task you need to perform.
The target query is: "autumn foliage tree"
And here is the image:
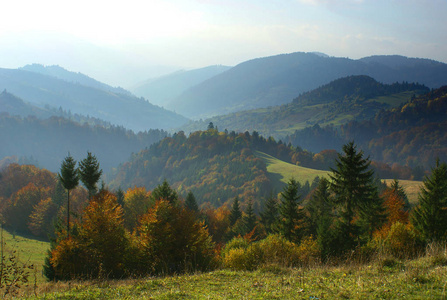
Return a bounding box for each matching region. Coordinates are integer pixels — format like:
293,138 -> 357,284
135,199 -> 215,275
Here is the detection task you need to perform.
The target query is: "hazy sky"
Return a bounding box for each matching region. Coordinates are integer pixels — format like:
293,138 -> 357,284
0,0 -> 446,87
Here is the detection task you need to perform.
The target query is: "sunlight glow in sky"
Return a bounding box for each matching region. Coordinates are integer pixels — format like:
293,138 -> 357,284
1,0 -> 446,87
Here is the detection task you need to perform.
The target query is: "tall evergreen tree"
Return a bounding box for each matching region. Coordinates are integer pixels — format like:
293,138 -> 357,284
78,152 -> 102,201
58,154 -> 79,238
276,178 -> 304,243
411,160 -> 447,242
329,142 -> 384,251
229,196 -> 242,226
260,192 -> 278,234
390,179 -> 410,211
243,199 -> 257,234
185,190 -> 199,212
151,179 -> 178,204
307,177 -> 332,235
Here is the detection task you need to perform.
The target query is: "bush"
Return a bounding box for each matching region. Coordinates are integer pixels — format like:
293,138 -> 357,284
371,222 -> 419,258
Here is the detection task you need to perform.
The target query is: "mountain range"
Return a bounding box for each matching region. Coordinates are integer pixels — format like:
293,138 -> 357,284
164,52 -> 447,119
0,66 -> 188,132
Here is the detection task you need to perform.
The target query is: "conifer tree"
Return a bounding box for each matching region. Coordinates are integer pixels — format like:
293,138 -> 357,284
307,177 -> 332,235
329,142 -> 384,251
151,179 -> 178,204
260,192 -> 278,234
185,191 -> 199,212
411,160 -> 447,242
78,152 -> 102,201
229,196 -> 242,226
58,154 -> 79,238
243,199 -> 257,234
276,178 -> 304,243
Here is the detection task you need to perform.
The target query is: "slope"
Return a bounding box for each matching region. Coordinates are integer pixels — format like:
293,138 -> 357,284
168,52 -> 447,119
109,129 -> 334,207
180,76 -> 428,138
0,67 -> 188,132
287,86 -> 447,171
131,65 -> 231,107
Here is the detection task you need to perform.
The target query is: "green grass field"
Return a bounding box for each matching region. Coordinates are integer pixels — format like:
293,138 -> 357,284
17,254 -> 447,299
1,228 -> 50,283
255,151 -> 329,191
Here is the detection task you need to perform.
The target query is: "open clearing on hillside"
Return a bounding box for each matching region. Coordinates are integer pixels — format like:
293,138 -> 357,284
255,151 -> 329,189
383,179 -> 422,206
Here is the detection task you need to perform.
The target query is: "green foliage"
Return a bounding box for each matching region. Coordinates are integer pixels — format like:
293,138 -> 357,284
58,154 -> 79,238
276,178 -> 304,243
229,196 -> 242,227
151,180 -> 178,205
260,192 -> 278,235
184,191 -> 199,212
123,186 -> 151,230
78,152 -> 102,200
329,142 -> 385,253
411,160 -> 447,242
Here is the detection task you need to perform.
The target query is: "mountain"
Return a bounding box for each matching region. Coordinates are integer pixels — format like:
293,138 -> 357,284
0,113 -> 168,172
167,52 -> 447,119
109,129 -> 337,207
180,76 -> 429,139
20,64 -> 132,96
286,86 -> 447,173
131,65 -> 231,107
0,67 -> 189,132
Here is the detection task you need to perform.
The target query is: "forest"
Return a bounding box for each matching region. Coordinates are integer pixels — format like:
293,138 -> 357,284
1,135 -> 446,285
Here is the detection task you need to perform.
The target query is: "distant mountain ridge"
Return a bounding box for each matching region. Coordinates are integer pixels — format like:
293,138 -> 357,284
20,64 -> 132,96
131,65 -> 231,107
166,52 -> 447,119
0,67 -> 189,132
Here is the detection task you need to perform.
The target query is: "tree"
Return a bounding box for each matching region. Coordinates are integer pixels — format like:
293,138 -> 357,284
229,196 -> 242,226
58,154 -> 79,237
329,142 -> 384,251
151,180 -> 178,204
276,178 -> 304,243
411,160 -> 447,242
243,199 -> 257,235
260,192 -> 278,234
78,152 -> 102,200
123,186 -> 151,230
185,191 -> 199,212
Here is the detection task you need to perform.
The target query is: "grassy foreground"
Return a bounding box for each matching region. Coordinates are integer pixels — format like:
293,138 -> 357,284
15,255 -> 447,299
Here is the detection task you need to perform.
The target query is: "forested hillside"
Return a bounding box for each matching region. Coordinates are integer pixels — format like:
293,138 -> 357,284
181,76 -> 428,138
109,128 -> 338,207
0,113 -> 168,172
167,52 -> 447,119
287,86 -> 447,173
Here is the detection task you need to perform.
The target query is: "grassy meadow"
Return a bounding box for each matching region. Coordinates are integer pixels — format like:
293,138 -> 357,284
12,250 -> 447,299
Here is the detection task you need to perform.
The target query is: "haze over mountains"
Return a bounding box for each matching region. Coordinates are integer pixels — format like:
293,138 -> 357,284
0,66 -> 188,132
165,52 -> 447,119
1,51 -> 447,178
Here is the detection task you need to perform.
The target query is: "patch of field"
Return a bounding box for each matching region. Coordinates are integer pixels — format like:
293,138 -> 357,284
383,179 -> 423,206
1,228 -> 50,283
20,256 -> 447,299
255,151 -> 329,190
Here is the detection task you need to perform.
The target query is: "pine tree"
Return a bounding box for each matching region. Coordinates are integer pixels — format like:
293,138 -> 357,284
58,154 -> 79,238
307,177 -> 332,235
229,196 -> 242,226
78,152 -> 102,201
390,179 -> 410,211
151,179 -> 178,204
411,160 -> 447,242
243,199 -> 257,234
329,142 -> 384,251
185,191 -> 199,212
260,192 -> 278,234
276,178 -> 304,243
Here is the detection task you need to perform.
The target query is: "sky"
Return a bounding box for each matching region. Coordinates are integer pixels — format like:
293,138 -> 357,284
0,0 -> 446,87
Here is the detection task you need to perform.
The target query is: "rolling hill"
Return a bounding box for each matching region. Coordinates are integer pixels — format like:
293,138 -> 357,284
0,67 -> 188,132
180,76 -> 429,139
167,52 -> 447,119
